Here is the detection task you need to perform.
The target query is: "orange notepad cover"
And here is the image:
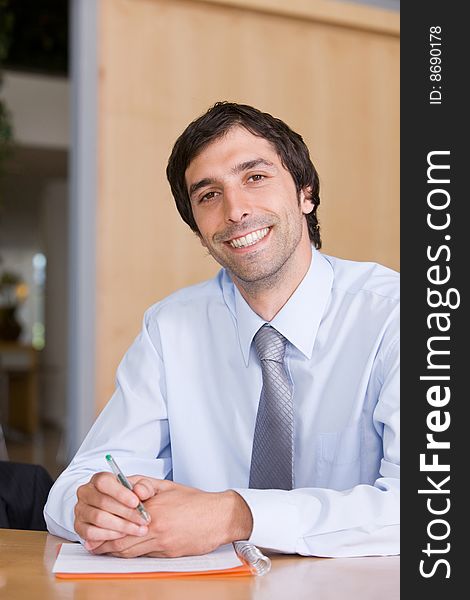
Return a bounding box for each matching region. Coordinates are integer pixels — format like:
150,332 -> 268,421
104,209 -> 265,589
55,565 -> 251,579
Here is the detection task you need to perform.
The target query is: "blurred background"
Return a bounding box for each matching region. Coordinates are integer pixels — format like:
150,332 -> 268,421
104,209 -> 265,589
0,0 -> 399,480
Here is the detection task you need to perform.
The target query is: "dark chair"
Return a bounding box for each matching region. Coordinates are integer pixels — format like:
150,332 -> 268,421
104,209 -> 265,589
0,358 -> 9,460
0,461 -> 54,530
0,425 -> 7,461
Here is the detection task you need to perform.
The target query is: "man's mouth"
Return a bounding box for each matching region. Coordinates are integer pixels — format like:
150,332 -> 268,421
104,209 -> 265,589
228,227 -> 270,249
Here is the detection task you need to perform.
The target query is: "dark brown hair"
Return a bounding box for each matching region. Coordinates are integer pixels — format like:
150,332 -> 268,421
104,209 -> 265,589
166,102 -> 321,248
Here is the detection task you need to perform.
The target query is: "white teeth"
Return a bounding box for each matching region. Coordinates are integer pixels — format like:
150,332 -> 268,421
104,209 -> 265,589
229,227 -> 269,248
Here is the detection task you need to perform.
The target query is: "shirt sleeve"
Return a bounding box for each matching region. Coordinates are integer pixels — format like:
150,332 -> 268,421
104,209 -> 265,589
234,336 -> 400,557
44,309 -> 172,540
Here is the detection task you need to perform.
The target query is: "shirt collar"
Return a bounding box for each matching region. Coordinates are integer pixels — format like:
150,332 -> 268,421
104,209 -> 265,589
222,248 -> 334,365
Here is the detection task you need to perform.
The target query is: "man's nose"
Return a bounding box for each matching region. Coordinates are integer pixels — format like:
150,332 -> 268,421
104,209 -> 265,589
223,186 -> 251,223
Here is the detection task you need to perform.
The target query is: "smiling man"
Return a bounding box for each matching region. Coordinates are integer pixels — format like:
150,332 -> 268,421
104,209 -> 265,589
185,126 -> 314,321
45,102 -> 400,559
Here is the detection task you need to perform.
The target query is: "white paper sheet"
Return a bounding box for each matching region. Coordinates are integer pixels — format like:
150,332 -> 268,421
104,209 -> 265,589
52,543 -> 244,574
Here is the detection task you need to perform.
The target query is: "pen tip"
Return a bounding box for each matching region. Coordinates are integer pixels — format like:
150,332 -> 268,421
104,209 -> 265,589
105,454 -> 112,461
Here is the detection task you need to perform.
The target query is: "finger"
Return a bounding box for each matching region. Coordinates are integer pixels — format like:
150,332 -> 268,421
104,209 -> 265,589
82,530 -> 125,551
75,503 -> 149,544
78,480 -> 149,526
78,524 -> 131,544
91,472 -> 141,509
83,537 -> 119,552
90,491 -> 149,525
93,535 -> 146,556
130,478 -> 158,501
76,514 -> 148,542
109,540 -> 181,559
92,533 -> 153,556
130,477 -> 175,500
86,506 -> 149,536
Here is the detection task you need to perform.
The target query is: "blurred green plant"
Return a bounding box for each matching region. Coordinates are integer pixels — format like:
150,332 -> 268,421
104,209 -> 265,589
0,267 -> 26,340
0,89 -> 14,164
0,268 -> 22,307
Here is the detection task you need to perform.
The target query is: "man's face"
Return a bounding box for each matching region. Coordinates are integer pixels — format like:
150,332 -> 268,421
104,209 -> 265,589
185,126 -> 313,286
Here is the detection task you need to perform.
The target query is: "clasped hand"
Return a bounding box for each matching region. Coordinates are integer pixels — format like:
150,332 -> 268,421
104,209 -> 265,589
74,474 -> 253,558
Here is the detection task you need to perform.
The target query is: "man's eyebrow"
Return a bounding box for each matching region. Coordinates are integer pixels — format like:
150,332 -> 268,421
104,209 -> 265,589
231,158 -> 275,174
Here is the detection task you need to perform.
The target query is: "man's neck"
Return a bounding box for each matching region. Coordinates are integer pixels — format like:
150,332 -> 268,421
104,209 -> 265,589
232,244 -> 312,322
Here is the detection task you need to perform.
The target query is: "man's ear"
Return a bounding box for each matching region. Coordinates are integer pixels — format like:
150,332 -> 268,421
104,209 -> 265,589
300,187 -> 314,215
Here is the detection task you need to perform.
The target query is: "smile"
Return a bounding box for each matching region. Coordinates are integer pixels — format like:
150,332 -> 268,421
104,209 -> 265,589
228,227 -> 270,249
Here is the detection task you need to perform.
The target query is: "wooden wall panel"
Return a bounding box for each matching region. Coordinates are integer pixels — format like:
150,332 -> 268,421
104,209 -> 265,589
96,0 -> 399,411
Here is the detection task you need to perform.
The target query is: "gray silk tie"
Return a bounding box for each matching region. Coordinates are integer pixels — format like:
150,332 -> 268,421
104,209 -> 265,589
249,324 -> 294,490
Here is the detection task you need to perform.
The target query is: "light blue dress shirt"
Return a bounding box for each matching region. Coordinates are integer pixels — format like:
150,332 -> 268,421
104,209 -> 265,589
45,248 -> 400,557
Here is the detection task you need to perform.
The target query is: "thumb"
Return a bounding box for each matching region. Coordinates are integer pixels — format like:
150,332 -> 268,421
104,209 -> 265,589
130,477 -> 175,501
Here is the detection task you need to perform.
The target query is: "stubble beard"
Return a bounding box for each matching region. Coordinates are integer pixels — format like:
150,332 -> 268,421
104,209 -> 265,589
205,212 -> 305,296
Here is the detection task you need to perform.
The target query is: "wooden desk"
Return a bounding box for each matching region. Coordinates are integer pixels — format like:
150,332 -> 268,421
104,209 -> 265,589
0,529 -> 399,600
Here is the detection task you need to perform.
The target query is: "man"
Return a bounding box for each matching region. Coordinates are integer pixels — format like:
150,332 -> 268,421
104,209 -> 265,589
45,102 -> 399,558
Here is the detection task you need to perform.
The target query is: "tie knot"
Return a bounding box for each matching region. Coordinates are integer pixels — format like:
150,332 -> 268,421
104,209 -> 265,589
253,324 -> 287,363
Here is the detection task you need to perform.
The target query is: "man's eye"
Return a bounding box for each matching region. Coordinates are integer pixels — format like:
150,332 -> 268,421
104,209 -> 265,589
199,191 -> 219,203
247,174 -> 265,182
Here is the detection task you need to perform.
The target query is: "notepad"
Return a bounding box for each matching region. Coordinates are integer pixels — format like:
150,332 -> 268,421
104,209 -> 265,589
53,543 -> 254,579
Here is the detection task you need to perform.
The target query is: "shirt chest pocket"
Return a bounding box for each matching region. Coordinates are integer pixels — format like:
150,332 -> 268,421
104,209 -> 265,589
314,424 -> 362,490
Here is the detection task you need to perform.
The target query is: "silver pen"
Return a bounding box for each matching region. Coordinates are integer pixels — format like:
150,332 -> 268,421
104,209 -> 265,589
105,454 -> 151,523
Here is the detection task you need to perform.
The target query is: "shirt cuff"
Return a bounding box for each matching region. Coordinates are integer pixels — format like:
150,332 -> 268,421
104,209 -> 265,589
233,488 -> 311,553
